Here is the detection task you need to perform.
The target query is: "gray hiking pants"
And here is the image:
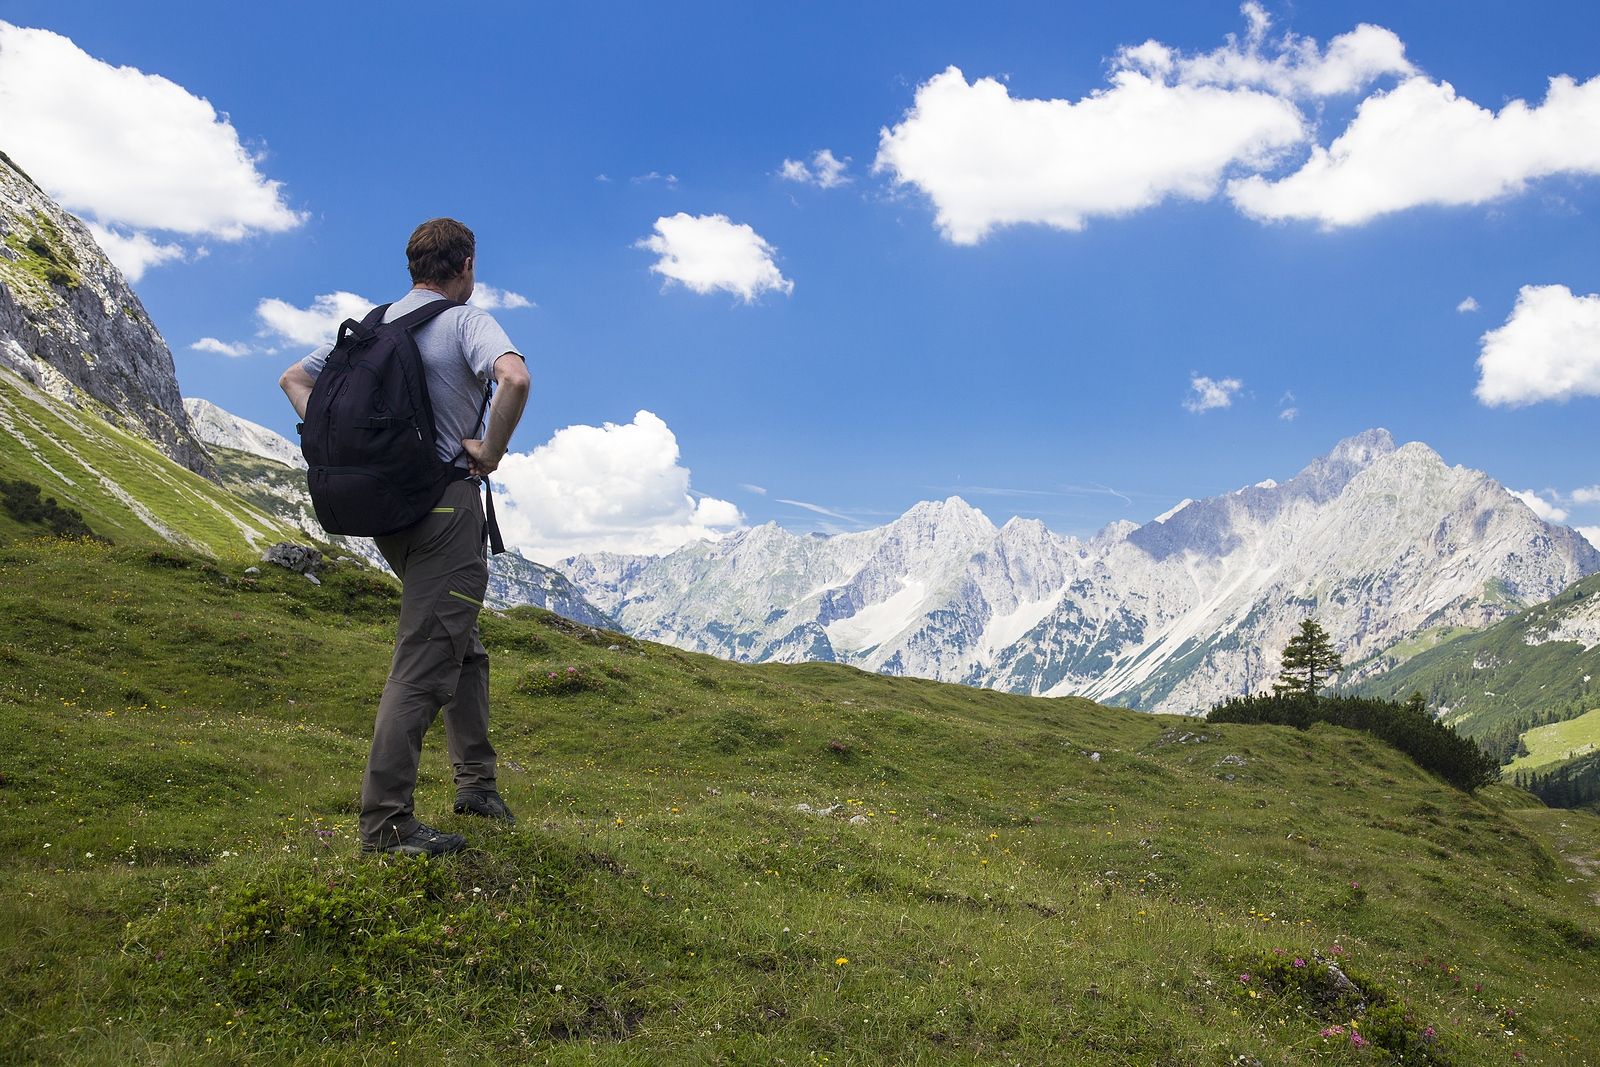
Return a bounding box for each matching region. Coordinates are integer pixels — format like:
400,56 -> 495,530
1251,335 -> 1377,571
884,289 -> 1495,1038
360,478 -> 496,846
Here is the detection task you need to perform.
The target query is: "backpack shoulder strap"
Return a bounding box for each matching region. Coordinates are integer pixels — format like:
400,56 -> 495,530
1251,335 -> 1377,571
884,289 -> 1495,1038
386,297 -> 463,333
335,303 -> 392,349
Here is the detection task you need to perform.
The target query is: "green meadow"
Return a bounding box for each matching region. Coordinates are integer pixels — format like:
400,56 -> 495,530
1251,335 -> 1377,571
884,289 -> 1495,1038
1,535 -> 1597,1065
1507,709 -> 1600,775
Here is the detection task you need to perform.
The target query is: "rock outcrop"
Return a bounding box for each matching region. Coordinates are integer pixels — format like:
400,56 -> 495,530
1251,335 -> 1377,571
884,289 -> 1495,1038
0,149 -> 210,475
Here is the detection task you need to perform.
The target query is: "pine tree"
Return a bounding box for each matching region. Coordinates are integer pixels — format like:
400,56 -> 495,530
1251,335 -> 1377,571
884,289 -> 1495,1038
1272,617 -> 1344,699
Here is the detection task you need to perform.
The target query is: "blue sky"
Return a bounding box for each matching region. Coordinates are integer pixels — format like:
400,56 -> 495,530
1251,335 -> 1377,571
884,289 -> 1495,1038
2,1 -> 1598,560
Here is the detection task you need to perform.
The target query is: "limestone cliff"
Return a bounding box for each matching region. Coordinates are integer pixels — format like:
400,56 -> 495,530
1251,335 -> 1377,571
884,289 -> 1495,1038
0,149 -> 210,475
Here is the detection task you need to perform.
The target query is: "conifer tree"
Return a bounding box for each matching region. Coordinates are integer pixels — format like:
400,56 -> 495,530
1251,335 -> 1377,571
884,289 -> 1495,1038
1272,617 -> 1344,699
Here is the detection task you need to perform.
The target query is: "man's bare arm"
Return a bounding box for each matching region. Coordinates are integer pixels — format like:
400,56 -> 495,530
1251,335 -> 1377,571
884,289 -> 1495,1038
280,363 -> 317,420
461,353 -> 530,476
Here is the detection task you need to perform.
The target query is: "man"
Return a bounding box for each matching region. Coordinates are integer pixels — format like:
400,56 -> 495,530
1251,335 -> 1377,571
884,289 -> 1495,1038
280,218 -> 531,856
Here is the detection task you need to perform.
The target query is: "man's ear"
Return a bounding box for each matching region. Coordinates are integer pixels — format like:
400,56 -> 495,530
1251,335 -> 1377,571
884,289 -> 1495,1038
460,254 -> 475,277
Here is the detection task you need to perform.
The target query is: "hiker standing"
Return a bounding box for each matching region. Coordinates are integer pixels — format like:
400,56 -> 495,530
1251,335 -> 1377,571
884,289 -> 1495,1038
280,218 -> 530,856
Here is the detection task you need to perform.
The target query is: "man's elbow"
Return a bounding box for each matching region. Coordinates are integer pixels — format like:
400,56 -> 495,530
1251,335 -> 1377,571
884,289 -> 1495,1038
497,359 -> 531,394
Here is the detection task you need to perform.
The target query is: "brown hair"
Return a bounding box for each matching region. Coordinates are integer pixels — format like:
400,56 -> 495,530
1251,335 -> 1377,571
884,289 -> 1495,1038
406,218 -> 475,285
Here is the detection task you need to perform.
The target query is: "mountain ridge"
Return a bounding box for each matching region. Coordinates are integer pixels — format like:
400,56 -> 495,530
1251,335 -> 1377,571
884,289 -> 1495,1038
558,429 -> 1599,715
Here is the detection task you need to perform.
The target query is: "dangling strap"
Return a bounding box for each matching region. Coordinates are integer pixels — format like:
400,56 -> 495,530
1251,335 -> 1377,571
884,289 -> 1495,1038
463,384 -> 506,554
483,478 -> 506,555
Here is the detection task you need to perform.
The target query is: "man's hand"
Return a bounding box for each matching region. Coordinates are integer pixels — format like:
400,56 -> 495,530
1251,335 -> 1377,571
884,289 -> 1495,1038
461,438 -> 502,477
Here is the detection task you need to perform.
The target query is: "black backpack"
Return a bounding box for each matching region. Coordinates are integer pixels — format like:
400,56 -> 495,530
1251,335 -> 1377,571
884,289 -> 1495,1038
300,300 -> 503,547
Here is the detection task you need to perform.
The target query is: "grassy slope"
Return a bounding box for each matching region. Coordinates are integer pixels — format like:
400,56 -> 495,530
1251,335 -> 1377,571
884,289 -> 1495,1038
1358,572 -> 1600,741
0,369 -> 304,556
1,538 -> 1597,1065
1507,710 -> 1600,774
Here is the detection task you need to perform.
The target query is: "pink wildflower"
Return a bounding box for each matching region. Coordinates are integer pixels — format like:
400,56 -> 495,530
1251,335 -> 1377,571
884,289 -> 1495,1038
1293,958 -> 1306,968
567,666 -> 577,673
1330,944 -> 1345,955
1238,973 -> 1251,984
1350,1032 -> 1369,1049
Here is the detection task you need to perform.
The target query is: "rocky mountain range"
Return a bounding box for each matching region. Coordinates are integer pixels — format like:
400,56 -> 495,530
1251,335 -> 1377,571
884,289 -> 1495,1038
558,430 -> 1600,715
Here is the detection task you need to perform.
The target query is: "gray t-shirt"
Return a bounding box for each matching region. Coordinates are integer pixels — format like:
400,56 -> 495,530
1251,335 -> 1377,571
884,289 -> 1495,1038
300,288 -> 522,467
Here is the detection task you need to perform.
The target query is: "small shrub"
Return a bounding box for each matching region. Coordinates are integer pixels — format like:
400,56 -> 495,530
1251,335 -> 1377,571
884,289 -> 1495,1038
1240,951 -> 1453,1064
0,477 -> 101,540
517,664 -> 606,697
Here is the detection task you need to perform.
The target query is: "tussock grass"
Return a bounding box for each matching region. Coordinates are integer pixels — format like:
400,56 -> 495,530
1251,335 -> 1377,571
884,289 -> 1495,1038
2,537 -> 1598,1064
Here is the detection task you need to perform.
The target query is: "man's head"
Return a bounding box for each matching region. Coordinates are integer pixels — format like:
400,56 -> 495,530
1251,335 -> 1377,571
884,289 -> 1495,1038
407,218 -> 476,300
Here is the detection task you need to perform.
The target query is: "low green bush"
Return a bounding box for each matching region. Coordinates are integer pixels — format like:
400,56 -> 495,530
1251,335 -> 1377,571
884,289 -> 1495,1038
1208,692 -> 1499,791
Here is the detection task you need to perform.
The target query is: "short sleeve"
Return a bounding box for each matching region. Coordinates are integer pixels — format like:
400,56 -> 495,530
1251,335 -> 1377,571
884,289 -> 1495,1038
456,307 -> 521,383
299,343 -> 334,380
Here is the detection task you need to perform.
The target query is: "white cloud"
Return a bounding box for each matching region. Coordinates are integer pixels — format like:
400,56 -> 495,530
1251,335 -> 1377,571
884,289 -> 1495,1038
1279,406 -> 1299,421
84,223 -> 185,281
777,498 -> 855,522
0,20 -> 302,258
1456,296 -> 1480,313
874,63 -> 1305,243
1475,284 -> 1600,407
1571,485 -> 1600,505
632,171 -> 678,186
780,148 -> 851,189
1229,74 -> 1600,227
1579,527 -> 1600,551
738,483 -> 767,495
1511,489 -> 1569,524
1184,375 -> 1243,413
1117,3 -> 1412,98
190,337 -> 252,358
492,410 -> 743,561
256,291 -> 375,348
470,284 -> 535,310
637,213 -> 794,302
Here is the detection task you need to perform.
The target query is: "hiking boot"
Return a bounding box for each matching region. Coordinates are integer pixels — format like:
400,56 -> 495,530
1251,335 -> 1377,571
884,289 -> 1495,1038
361,822 -> 466,857
454,790 -> 516,823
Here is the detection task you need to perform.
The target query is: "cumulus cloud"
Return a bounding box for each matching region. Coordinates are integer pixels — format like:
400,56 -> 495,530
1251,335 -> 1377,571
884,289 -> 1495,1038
492,410 -> 743,561
877,6 -> 1600,237
0,20 -> 302,270
636,213 -> 794,301
1184,375 -> 1243,413
1117,2 -> 1412,98
470,284 -> 534,310
1571,486 -> 1600,505
1511,489 -> 1569,523
1579,527 -> 1600,551
780,149 -> 851,188
190,337 -> 252,358
256,291 -> 376,348
1230,74 -> 1600,227
875,64 -> 1304,243
1456,296 -> 1480,313
1475,284 -> 1600,406
85,223 -> 186,281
